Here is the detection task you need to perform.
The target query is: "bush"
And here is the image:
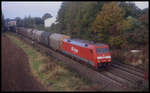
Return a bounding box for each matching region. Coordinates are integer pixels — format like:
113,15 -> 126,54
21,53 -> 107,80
111,49 -> 125,62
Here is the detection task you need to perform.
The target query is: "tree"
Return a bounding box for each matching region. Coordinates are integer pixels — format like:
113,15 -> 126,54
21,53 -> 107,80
2,14 -> 5,27
5,18 -> 11,26
42,13 -> 52,20
2,14 -> 5,32
34,17 -> 44,25
92,2 -> 131,49
15,17 -> 24,27
92,2 -> 124,41
139,11 -> 148,26
56,1 -> 105,39
75,2 -> 104,39
122,11 -> 149,49
23,16 -> 34,28
141,8 -> 148,15
22,16 -> 44,28
118,2 -> 142,18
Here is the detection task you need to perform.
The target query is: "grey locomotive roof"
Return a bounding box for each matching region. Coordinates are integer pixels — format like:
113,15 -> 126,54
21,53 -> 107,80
65,38 -> 107,47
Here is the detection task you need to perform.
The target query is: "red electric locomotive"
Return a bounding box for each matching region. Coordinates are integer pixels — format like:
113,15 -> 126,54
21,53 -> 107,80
61,38 -> 111,68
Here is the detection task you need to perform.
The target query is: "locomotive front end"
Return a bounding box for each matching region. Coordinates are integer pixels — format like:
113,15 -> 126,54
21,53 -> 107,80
95,45 -> 111,67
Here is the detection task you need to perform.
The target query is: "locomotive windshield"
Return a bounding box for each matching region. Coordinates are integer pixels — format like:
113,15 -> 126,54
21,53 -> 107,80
96,48 -> 109,54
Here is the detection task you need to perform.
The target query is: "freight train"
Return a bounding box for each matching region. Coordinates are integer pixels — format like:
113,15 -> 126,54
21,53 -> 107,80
15,27 -> 112,68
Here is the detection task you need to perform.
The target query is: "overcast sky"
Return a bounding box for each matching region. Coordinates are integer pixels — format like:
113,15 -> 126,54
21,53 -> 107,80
1,1 -> 149,19
2,2 -> 62,19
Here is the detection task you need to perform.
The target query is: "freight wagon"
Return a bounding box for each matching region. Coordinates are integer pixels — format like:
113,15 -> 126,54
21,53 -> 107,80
49,33 -> 70,51
40,32 -> 53,46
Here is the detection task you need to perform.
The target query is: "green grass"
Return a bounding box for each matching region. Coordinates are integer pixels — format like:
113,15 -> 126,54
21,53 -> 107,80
6,33 -> 93,91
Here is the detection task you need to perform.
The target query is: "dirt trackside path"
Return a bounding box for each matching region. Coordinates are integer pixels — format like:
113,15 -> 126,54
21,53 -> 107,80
2,35 -> 47,91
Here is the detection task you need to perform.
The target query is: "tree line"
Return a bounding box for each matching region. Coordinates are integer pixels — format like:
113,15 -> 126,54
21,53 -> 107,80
3,13 -> 52,30
54,1 -> 148,50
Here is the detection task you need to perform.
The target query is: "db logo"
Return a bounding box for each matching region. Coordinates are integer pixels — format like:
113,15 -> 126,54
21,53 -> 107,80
71,47 -> 78,53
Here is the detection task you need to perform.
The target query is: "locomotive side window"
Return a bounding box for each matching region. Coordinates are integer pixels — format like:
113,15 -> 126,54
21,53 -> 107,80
96,48 -> 109,54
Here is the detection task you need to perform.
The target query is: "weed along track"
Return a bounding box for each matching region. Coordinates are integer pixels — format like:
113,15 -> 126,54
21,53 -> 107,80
8,32 -> 148,91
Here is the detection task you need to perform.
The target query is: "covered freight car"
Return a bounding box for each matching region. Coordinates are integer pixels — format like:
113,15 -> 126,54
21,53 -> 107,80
31,29 -> 37,40
16,27 -> 21,34
23,28 -> 29,37
26,28 -> 33,39
40,32 -> 53,46
34,30 -> 43,43
49,33 -> 70,51
17,27 -> 27,37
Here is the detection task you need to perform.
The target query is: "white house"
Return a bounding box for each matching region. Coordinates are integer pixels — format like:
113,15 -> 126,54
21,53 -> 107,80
44,18 -> 57,27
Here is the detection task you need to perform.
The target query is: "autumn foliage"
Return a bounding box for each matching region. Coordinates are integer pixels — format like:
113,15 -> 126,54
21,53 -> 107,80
92,2 -> 131,49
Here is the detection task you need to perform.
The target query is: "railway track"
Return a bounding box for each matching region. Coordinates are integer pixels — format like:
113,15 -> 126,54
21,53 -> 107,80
111,64 -> 144,78
112,61 -> 145,73
8,32 -> 148,91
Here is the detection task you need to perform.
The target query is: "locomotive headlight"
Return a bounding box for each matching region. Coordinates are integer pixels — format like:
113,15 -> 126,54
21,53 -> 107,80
97,56 -> 111,59
97,57 -> 103,59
